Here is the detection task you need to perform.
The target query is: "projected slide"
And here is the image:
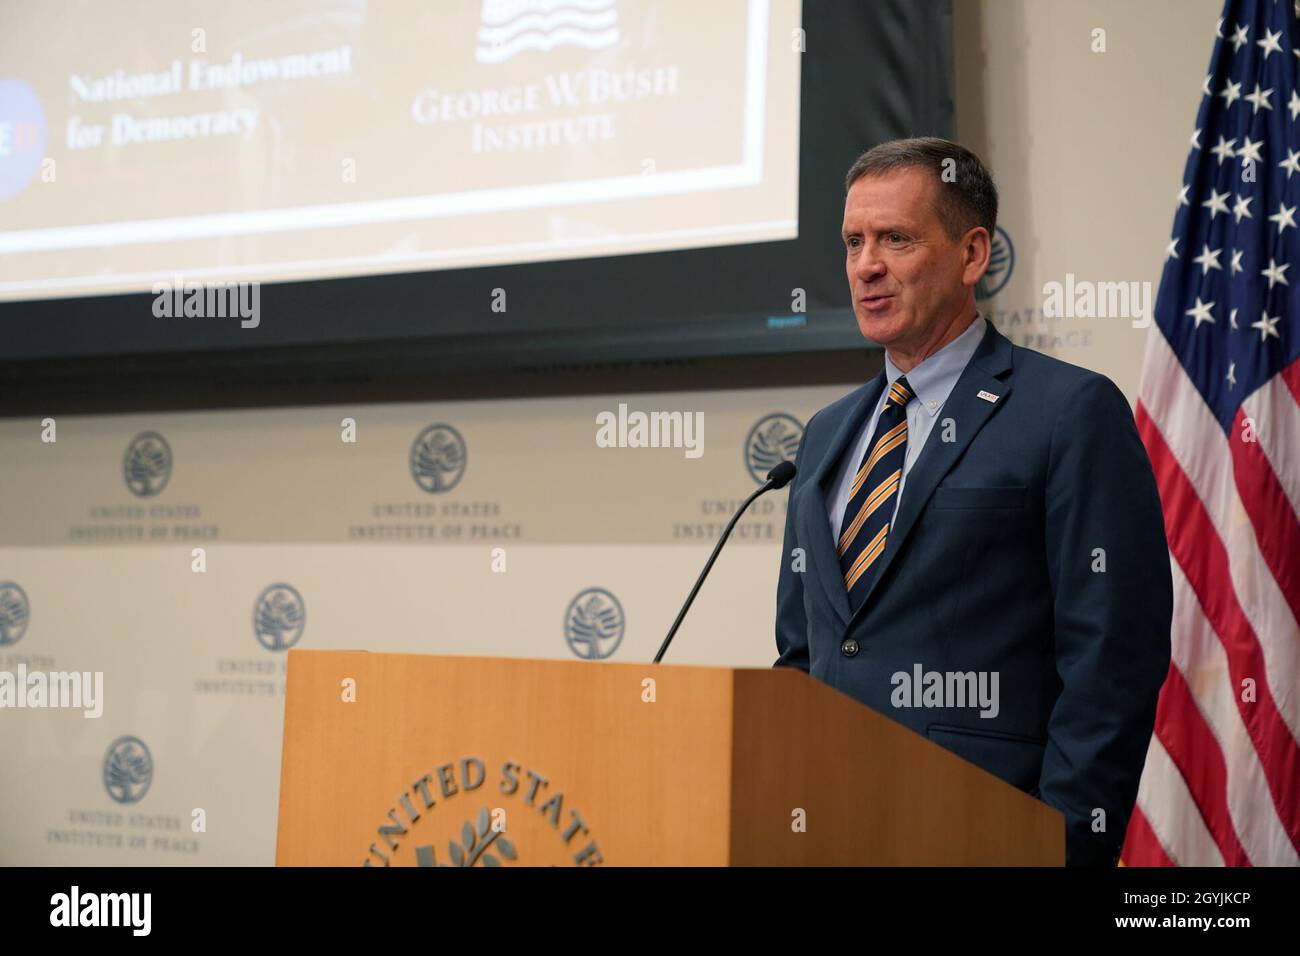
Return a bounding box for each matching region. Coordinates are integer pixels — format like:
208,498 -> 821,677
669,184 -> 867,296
0,0 -> 801,301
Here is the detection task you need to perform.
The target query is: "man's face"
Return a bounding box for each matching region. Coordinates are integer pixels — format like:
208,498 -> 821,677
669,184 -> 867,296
841,167 -> 984,354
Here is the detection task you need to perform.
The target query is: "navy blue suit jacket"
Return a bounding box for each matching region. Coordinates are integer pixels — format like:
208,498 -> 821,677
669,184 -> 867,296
774,321 -> 1172,866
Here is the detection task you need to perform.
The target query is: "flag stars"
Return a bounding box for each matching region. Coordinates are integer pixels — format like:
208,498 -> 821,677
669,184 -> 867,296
1211,136 -> 1237,164
1193,244 -> 1223,274
1178,184 -> 1191,206
1261,258 -> 1290,288
1230,249 -> 1244,275
1185,296 -> 1216,327
1203,188 -> 1231,218
1191,127 -> 1202,150
1238,135 -> 1264,165
1232,194 -> 1253,222
1226,362 -> 1237,389
1230,307 -> 1239,330
1244,83 -> 1274,113
1291,90 -> 1300,121
1219,80 -> 1243,110
1280,148 -> 1300,179
1268,201 -> 1297,235
1229,23 -> 1249,53
1250,310 -> 1281,341
1166,237 -> 1180,260
1257,27 -> 1283,60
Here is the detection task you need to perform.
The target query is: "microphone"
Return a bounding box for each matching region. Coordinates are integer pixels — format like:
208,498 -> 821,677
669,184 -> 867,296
653,460 -> 797,663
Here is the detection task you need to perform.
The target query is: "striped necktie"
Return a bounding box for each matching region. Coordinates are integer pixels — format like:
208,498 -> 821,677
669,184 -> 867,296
837,375 -> 915,613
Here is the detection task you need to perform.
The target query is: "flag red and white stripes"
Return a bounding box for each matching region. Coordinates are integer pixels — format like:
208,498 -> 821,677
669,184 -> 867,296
1121,0 -> 1300,868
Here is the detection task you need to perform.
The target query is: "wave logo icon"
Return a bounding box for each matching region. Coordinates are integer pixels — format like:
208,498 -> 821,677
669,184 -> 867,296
476,0 -> 620,64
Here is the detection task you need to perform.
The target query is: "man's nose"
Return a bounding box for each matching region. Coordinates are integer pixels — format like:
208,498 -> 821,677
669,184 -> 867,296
852,243 -> 887,282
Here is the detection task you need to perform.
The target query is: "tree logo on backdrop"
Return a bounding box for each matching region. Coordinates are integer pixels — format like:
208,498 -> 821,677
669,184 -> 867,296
564,587 -> 624,660
745,413 -> 803,485
0,582 -> 30,646
410,423 -> 467,494
103,736 -> 153,805
123,431 -> 173,498
0,79 -> 47,202
253,583 -> 306,651
976,226 -> 1015,301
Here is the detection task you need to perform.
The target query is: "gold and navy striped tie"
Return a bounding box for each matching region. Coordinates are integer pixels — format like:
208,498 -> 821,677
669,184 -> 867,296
837,376 -> 915,612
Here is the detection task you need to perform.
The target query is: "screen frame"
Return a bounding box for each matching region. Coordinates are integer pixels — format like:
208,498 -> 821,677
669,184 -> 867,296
0,0 -> 953,414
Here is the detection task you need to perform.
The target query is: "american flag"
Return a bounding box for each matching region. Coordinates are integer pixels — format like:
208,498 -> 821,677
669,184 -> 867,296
1122,0 -> 1300,866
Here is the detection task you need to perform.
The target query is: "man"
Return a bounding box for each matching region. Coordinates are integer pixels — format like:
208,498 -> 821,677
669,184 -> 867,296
774,137 -> 1172,866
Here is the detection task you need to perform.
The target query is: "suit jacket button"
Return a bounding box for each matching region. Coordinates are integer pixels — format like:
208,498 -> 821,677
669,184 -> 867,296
840,638 -> 859,657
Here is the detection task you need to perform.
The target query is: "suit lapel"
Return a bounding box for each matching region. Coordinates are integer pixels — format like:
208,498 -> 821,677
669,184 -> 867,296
849,322 -> 1016,625
795,372 -> 887,627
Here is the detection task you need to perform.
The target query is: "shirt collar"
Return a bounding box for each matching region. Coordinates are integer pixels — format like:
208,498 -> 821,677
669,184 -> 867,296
883,311 -> 987,417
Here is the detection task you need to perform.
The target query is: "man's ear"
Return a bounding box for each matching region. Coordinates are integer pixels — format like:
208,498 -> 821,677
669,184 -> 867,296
962,227 -> 992,287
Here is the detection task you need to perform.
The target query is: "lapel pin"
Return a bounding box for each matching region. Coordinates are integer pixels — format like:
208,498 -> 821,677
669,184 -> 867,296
977,390 -> 1000,403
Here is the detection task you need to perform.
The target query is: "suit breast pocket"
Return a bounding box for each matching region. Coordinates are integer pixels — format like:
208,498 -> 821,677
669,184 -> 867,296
931,485 -> 1027,510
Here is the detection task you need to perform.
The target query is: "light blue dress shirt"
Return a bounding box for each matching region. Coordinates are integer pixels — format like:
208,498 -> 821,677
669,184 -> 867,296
827,312 -> 988,541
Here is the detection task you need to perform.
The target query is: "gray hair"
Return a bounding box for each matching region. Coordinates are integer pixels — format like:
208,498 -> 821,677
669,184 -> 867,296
844,137 -> 998,241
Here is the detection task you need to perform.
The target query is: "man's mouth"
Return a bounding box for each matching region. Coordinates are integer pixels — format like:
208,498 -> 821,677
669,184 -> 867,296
860,293 -> 894,311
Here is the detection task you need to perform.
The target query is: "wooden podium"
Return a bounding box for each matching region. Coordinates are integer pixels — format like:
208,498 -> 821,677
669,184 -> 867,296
276,650 -> 1063,866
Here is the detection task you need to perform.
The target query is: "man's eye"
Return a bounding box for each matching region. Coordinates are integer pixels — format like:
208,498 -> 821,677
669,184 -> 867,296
886,232 -> 906,244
